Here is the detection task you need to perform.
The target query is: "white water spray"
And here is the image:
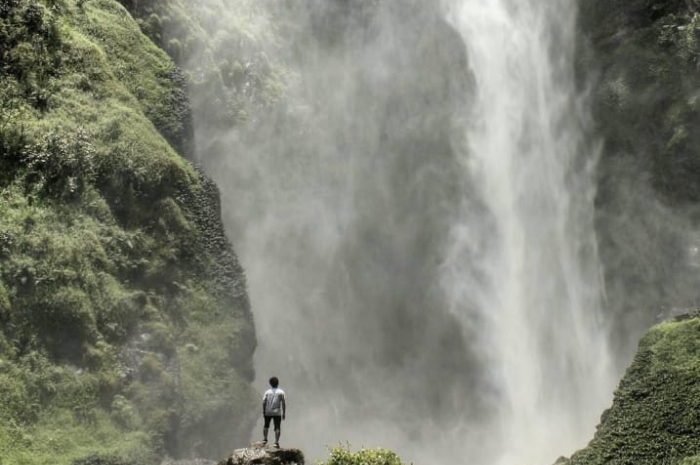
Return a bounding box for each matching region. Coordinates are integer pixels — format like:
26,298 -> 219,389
443,0 -> 616,463
193,0 -> 620,463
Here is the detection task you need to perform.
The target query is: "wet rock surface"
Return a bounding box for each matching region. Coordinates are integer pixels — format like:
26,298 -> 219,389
218,442 -> 305,465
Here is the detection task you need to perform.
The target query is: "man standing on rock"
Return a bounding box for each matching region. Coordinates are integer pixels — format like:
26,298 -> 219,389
262,376 -> 286,448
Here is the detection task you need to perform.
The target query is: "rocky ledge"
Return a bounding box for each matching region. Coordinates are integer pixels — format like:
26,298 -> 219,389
218,442 -> 305,465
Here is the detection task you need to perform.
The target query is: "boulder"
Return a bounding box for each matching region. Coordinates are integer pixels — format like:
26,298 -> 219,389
218,443 -> 304,465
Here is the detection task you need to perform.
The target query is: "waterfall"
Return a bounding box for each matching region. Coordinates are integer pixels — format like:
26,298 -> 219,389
198,0 -> 618,463
443,0 -> 616,462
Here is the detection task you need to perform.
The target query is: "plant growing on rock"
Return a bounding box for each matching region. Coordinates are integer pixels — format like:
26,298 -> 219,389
319,445 -> 407,465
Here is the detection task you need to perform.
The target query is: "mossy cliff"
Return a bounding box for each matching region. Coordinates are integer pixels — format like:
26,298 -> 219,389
560,315 -> 700,465
0,1 -> 257,463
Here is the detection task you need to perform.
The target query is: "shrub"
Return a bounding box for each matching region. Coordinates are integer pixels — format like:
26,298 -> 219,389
165,38 -> 182,62
0,81 -> 29,176
320,446 -> 407,465
30,285 -> 97,360
110,395 -> 141,430
23,128 -> 96,200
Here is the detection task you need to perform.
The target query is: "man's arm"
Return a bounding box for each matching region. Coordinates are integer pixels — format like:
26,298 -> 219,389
262,393 -> 267,415
281,394 -> 286,420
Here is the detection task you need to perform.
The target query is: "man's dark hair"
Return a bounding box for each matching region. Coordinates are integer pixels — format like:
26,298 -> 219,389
269,376 -> 279,388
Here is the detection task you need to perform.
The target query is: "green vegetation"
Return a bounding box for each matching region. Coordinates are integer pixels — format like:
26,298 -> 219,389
585,4 -> 700,203
115,0 -> 288,133
0,0 -> 257,463
563,315 -> 700,465
319,446 -> 406,465
577,0 -> 700,204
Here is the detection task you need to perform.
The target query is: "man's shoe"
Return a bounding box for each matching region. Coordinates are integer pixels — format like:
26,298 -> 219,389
274,443 -> 280,448
262,440 -> 268,446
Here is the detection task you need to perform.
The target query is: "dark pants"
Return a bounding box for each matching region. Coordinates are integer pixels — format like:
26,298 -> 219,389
264,415 -> 281,430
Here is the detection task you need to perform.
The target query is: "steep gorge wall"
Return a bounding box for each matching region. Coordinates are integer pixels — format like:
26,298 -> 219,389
0,1 -> 257,463
579,0 -> 700,363
554,3 -> 700,464
6,0 -> 700,463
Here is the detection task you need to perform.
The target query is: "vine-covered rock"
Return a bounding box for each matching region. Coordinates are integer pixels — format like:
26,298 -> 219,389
561,314 -> 700,464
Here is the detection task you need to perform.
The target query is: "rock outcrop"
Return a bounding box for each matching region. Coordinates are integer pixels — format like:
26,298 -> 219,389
219,443 -> 305,465
560,313 -> 700,464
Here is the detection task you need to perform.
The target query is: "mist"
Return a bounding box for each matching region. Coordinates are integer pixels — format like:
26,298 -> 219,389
178,0 -> 700,463
202,2 -> 484,461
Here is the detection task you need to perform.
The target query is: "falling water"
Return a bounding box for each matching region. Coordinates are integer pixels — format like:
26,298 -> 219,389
443,0 -> 616,463
194,0 -> 618,463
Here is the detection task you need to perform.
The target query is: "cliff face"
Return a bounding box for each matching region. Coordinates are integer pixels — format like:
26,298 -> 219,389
0,1 -> 257,463
578,1 -> 700,362
560,3 -> 700,463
